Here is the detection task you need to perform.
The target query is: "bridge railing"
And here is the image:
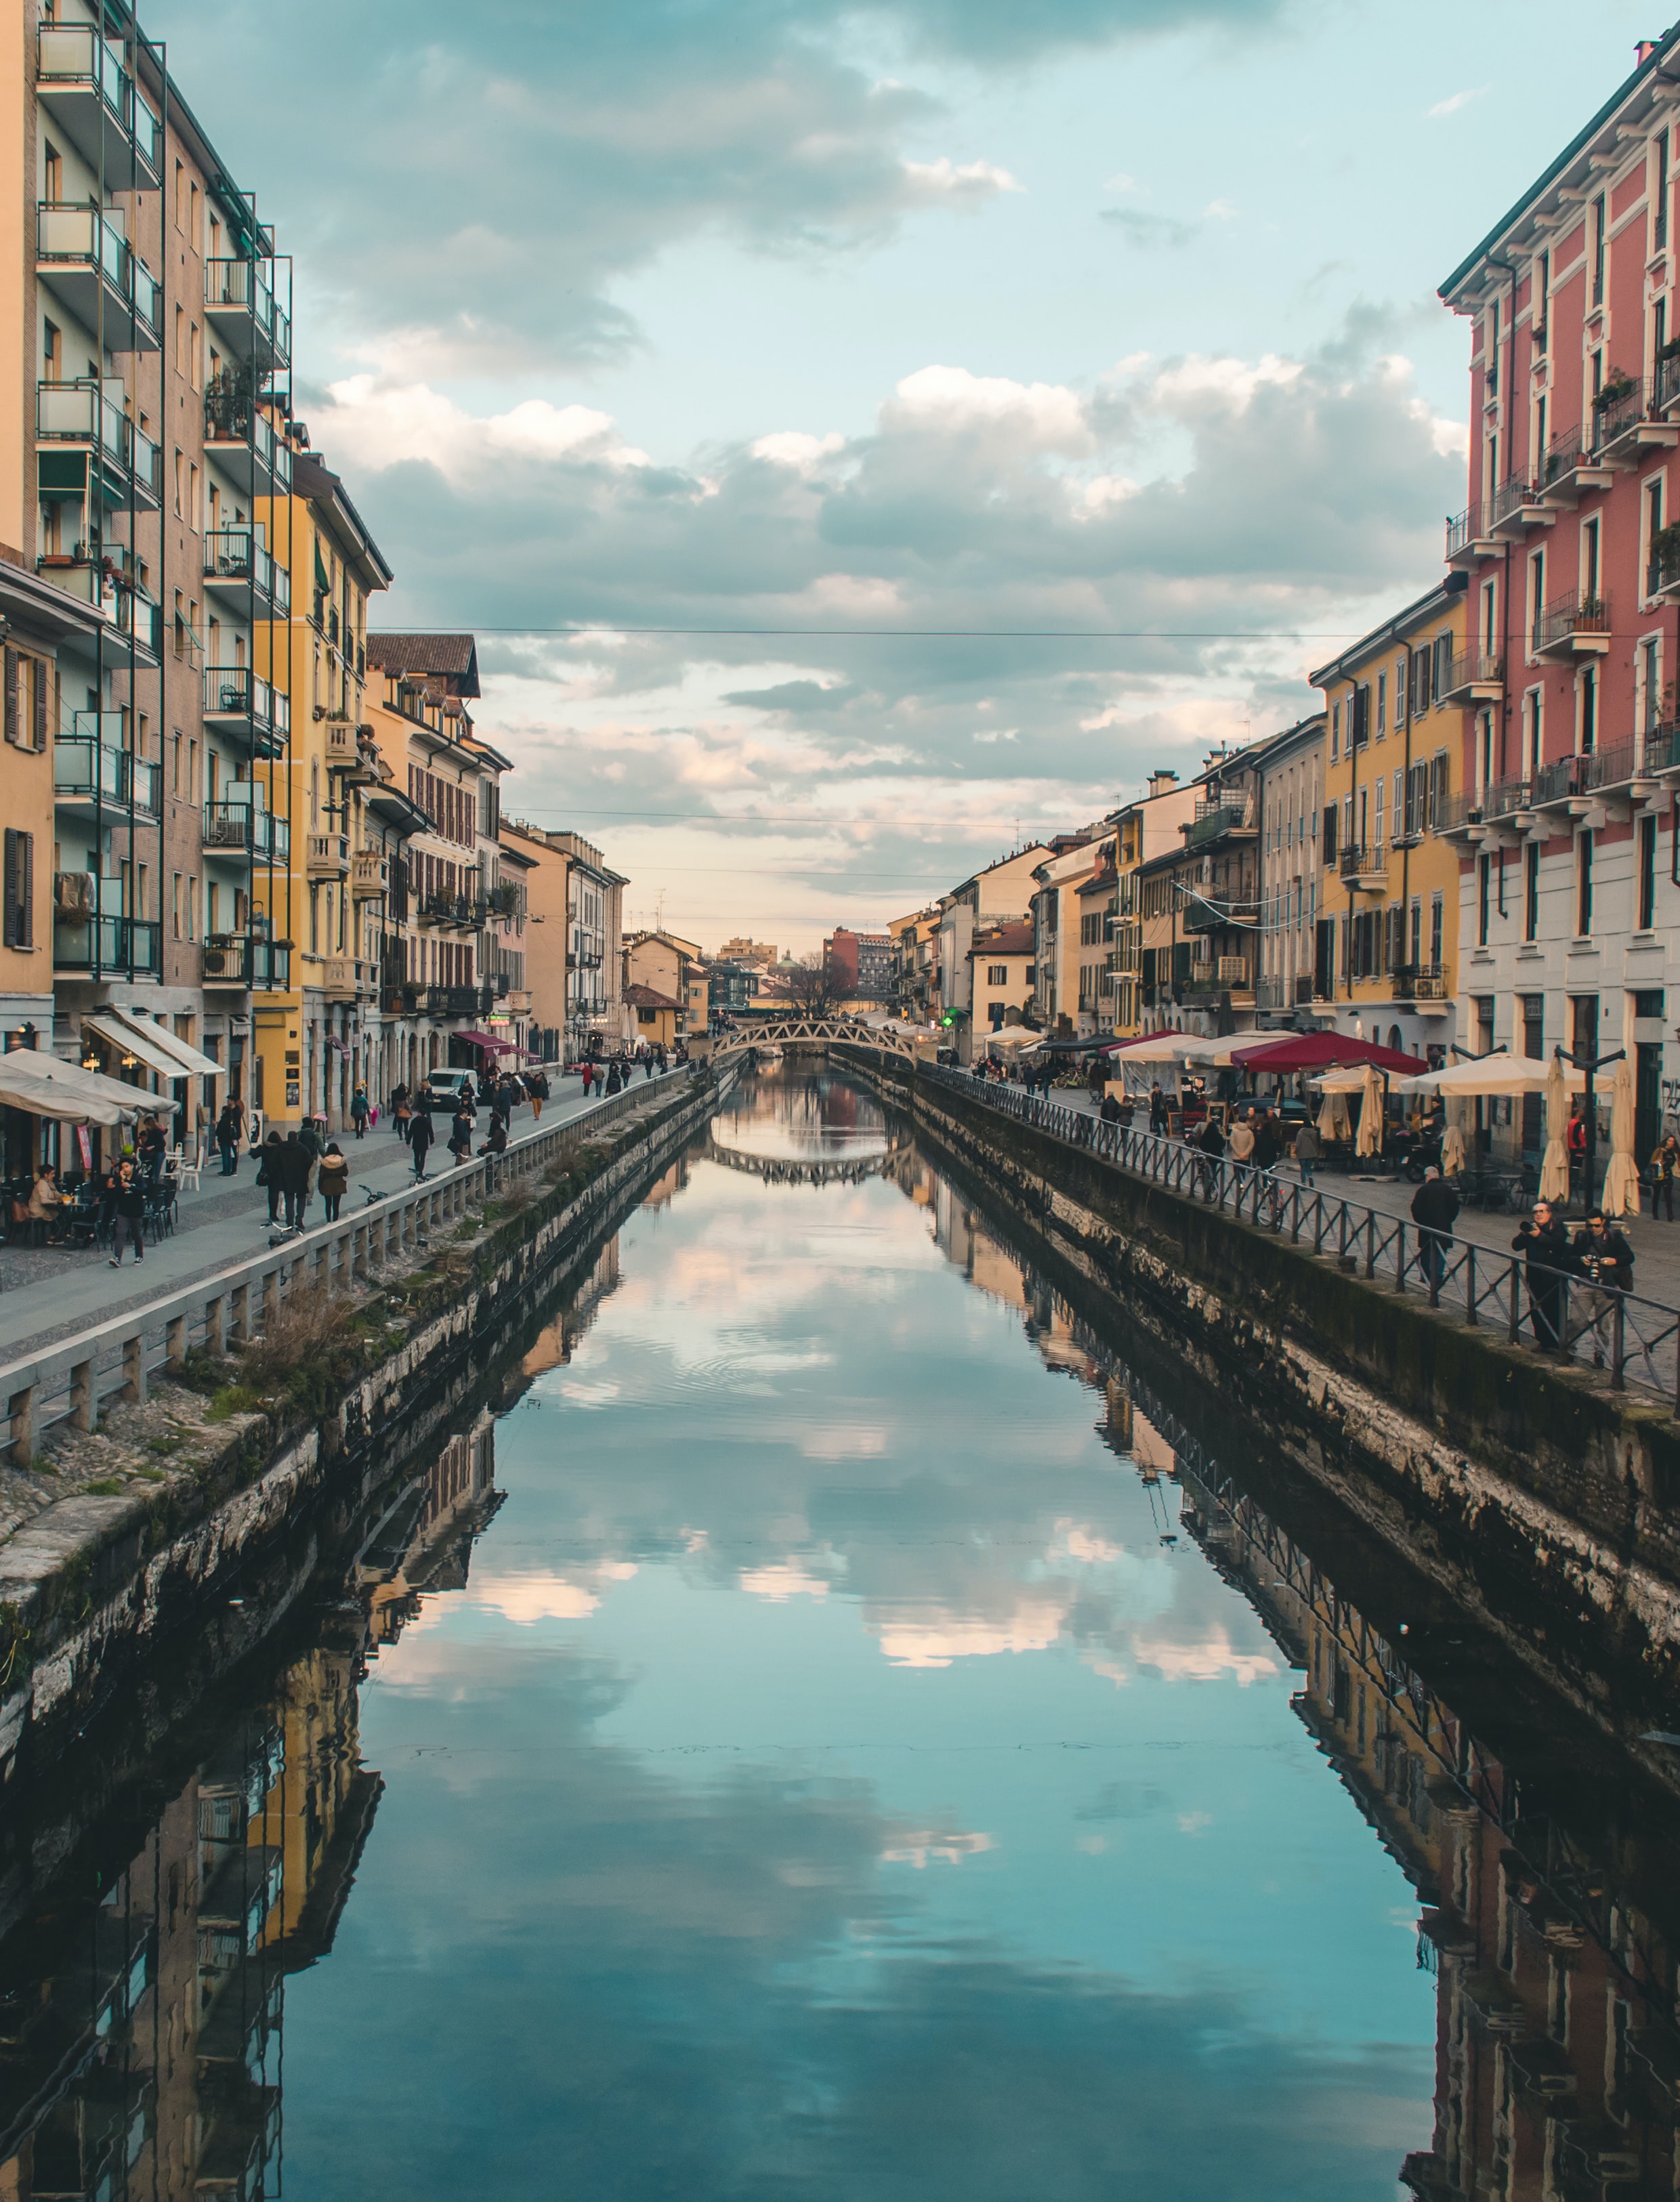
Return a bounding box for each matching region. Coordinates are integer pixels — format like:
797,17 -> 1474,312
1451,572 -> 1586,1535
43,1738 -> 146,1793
919,1063 -> 1680,1414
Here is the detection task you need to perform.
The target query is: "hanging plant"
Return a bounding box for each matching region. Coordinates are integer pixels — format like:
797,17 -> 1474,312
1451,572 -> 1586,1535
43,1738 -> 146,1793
1593,370 -> 1639,410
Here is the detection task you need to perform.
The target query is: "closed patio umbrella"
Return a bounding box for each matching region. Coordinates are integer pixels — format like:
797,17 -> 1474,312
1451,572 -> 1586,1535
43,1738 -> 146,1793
1441,1097 -> 1469,1178
1603,1058 -> 1641,1219
1355,1061 -> 1383,1159
1539,1055 -> 1571,1202
1316,1088 -> 1349,1140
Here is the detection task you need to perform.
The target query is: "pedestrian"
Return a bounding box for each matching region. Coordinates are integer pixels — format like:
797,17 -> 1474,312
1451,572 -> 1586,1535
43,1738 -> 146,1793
1149,1083 -> 1167,1135
1410,1164 -> 1460,1293
1512,1200 -> 1572,1349
107,1158 -> 146,1267
481,1114 -> 508,1158
1253,1109 -> 1282,1175
408,1105 -> 434,1180
448,1103 -> 474,1166
393,1082 -> 413,1143
318,1141 -> 349,1223
605,1060 -> 623,1096
279,1132 -> 308,1229
1227,1109 -> 1256,1191
351,1084 -> 370,1140
1649,1130 -> 1679,1221
1572,1207 -> 1635,1368
216,1101 -> 240,1176
529,1069 -> 549,1122
581,1059 -> 594,1099
295,1118 -> 324,1226
643,1051 -> 655,1080
1196,1111 -> 1226,1198
135,1114 -> 167,1184
1293,1118 -> 1320,1188
258,1130 -> 287,1227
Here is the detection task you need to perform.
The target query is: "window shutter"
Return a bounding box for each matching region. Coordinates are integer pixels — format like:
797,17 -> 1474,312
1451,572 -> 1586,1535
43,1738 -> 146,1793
1322,804 -> 1337,863
3,832 -> 18,948
31,658 -> 47,750
18,832 -> 31,948
3,650 -> 16,747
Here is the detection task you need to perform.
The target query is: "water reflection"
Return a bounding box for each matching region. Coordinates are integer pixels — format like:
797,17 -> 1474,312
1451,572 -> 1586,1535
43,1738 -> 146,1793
2,1071 -> 1677,2198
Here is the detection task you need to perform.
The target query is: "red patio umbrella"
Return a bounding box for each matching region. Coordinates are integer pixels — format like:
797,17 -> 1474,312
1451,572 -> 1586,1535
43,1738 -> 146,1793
1228,1031 -> 1425,1075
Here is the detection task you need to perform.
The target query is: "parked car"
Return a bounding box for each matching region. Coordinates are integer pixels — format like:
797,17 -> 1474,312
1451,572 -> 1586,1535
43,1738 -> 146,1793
425,1068 -> 477,1109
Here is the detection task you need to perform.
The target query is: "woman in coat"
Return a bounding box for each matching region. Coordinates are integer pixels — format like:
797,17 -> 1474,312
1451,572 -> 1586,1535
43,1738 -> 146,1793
108,1158 -> 146,1267
318,1142 -> 350,1221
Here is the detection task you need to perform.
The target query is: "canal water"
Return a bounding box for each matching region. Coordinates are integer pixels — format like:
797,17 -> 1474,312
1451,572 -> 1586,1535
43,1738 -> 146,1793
5,1067 -> 1679,2199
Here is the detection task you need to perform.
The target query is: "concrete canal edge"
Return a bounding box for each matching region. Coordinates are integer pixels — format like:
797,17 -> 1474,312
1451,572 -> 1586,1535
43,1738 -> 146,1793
837,1047 -> 1680,1733
0,1069 -> 736,1783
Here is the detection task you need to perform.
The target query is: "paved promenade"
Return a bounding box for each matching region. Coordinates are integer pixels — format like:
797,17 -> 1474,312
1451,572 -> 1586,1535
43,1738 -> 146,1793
1041,1084 -> 1680,1311
0,1069 -> 681,1365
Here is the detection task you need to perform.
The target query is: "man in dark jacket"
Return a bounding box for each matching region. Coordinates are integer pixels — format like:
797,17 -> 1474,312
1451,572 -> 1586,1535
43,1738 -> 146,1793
1410,1165 -> 1460,1292
279,1132 -> 310,1229
1253,1110 -> 1283,1174
1195,1113 -> 1225,1198
1512,1200 -> 1572,1348
409,1105 -> 435,1180
1572,1208 -> 1636,1367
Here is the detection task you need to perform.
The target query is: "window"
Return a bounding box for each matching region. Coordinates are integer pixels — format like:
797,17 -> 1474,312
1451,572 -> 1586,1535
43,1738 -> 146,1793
41,317 -> 59,383
1374,776 -> 1385,848
2,830 -> 33,950
1582,516 -> 1601,608
1431,893 -> 1444,968
1648,474 -> 1667,597
3,652 -> 47,751
174,158 -> 185,230
1659,132 -> 1671,252
1593,192 -> 1607,305
1639,811 -> 1658,930
173,449 -> 184,517
1395,653 -> 1408,725
172,872 -> 182,940
1351,684 -> 1370,747
1529,549 -> 1545,651
1534,249 -> 1549,350
1478,855 -> 1491,946
1576,830 -> 1593,937
1377,671 -> 1387,736
1322,803 -> 1338,865
1524,841 -> 1540,941
1580,665 -> 1597,755
1410,897 -> 1423,966
1330,702 -> 1341,760
987,963 -> 1009,985
1644,637 -> 1662,733
1433,632 -> 1452,699
1634,989 -> 1666,1019
171,731 -> 181,795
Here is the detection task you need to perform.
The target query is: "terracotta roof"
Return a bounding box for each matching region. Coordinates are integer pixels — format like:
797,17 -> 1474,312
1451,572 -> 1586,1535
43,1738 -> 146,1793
971,922 -> 1034,957
623,983 -> 684,1011
366,632 -> 481,698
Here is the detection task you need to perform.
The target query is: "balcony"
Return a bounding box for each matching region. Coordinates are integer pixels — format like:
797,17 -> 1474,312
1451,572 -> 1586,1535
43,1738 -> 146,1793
203,377 -> 293,495
37,551 -> 162,665
203,801 -> 288,863
442,984 -> 495,1018
1650,536 -> 1680,604
1181,799 -> 1253,851
323,719 -> 374,778
1339,843 -> 1387,889
1658,352 -> 1680,415
54,914 -> 159,973
1488,473 -> 1553,539
202,933 -> 249,986
1183,956 -> 1251,996
1391,964 -> 1448,1002
203,528 -> 289,618
203,669 -> 288,756
350,850 -> 388,899
35,26 -> 162,190
1436,648 -> 1504,704
54,728 -> 160,820
321,956 -> 377,1002
419,891 -> 486,931
1533,590 -> 1611,660
1181,892 -> 1259,932
1643,720 -> 1680,776
205,259 -> 291,370
37,204 -> 161,353
1538,433 -> 1616,509
1436,777 -> 1533,839
1446,503 -> 1500,566
1589,375 -> 1678,465
306,832 -> 350,881
37,379 -> 161,511
504,988 -> 533,1015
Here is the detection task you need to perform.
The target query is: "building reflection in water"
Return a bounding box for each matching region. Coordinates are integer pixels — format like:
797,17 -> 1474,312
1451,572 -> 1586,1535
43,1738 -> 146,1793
0,1412 -> 499,2200
893,1147 -> 1680,2201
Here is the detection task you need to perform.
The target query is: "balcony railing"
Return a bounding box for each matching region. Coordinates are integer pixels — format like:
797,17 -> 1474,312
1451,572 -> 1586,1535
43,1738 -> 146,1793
203,801 -> 288,862
1534,591 -> 1610,656
202,933 -> 249,984
53,915 -> 159,973
1184,956 -> 1251,994
38,552 -> 163,663
442,984 -> 494,1017
1579,736 -> 1639,795
1445,503 -> 1485,559
205,259 -> 291,368
1183,801 -> 1252,851
1338,844 -> 1386,880
36,25 -> 163,187
37,203 -> 161,350
203,527 -> 289,614
37,379 -> 161,508
306,833 -> 349,878
1390,964 -> 1448,1001
1589,375 -> 1649,454
350,850 -> 388,898
1643,720 -> 1680,775
420,891 -> 487,930
1437,648 -> 1503,702
1488,473 -> 1536,528
54,737 -> 159,818
203,669 -> 288,748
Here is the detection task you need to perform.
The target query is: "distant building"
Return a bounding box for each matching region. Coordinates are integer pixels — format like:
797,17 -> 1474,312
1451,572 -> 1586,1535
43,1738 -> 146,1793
824,927 -> 894,1000
969,921 -> 1036,1035
707,959 -> 756,1015
717,936 -> 776,967
622,929 -> 701,1042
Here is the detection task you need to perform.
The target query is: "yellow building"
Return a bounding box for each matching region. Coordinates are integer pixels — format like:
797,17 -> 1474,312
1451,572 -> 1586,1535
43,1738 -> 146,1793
623,929 -> 699,1046
1108,773 -> 1198,1036
969,920 -> 1035,1038
252,444 -> 392,1126
1309,580 -> 1469,1059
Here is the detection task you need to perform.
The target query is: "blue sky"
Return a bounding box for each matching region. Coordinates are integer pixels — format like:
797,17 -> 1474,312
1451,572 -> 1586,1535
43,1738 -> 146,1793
150,0 -> 1663,945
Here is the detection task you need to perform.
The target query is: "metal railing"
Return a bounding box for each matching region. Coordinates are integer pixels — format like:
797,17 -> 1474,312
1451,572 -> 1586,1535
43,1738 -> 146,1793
205,258 -> 291,366
203,669 -> 288,742
203,527 -> 289,614
1534,591 -> 1610,654
203,801 -> 287,861
1438,648 -> 1503,698
1446,504 -> 1484,559
52,914 -> 160,973
1390,964 -> 1448,1000
36,25 -> 163,182
37,379 -> 161,502
0,1077 -> 700,1465
37,203 -> 161,345
1183,801 -> 1251,849
1590,376 -> 1647,450
54,738 -> 160,817
1488,473 -> 1534,526
1339,843 -> 1386,879
921,1065 -> 1680,1411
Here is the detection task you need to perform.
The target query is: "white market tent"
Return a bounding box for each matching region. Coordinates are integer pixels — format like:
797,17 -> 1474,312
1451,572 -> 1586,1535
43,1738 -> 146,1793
1393,1052 -> 1587,1097
0,1050 -> 180,1127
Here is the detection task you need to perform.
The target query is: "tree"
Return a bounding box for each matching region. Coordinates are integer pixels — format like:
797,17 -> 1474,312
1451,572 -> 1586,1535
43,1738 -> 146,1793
786,954 -> 842,1018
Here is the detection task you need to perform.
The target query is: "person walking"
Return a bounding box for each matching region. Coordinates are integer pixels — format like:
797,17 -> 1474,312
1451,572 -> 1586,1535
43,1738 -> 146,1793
409,1104 -> 435,1180
448,1101 -> 474,1167
605,1060 -> 623,1096
351,1084 -> 370,1140
108,1158 -> 146,1267
1649,1130 -> 1679,1221
318,1141 -> 349,1223
1253,1109 -> 1282,1175
643,1049 -> 655,1080
1293,1118 -> 1320,1188
1512,1200 -> 1572,1349
216,1101 -> 241,1176
259,1130 -> 287,1227
581,1059 -> 595,1099
1227,1109 -> 1256,1193
295,1118 -> 324,1228
528,1068 -> 549,1122
1410,1164 -> 1460,1294
393,1082 -> 413,1144
278,1132 -> 309,1230
1196,1111 -> 1225,1198
1572,1207 -> 1635,1368
135,1114 -> 167,1184
1149,1084 -> 1168,1136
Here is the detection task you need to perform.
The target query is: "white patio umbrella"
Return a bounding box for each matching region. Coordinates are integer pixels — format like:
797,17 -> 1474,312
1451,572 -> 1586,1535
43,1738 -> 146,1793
1393,1053 -> 1586,1097
1539,1055 -> 1572,1202
1441,1097 -> 1469,1177
1354,1061 -> 1384,1159
1603,1058 -> 1641,1219
1316,1088 -> 1351,1140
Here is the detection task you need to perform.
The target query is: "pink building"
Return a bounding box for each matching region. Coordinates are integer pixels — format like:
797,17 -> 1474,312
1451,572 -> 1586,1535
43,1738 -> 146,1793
1440,34 -> 1680,1161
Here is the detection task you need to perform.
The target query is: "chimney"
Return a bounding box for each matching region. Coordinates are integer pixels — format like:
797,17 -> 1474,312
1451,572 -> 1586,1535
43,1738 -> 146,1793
1638,39 -> 1660,63
1146,769 -> 1179,797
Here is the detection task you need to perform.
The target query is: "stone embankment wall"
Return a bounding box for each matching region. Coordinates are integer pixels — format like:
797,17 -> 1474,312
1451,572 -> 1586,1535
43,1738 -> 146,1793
0,1074 -> 730,1783
837,1049 -> 1680,1732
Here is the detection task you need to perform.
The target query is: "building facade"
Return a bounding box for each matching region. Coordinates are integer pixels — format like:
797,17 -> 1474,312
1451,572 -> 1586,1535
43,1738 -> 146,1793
1253,715 -> 1325,1023
934,845 -> 1049,1058
1437,33 -> 1680,1158
551,831 -> 625,1060
968,920 -> 1035,1035
1109,773 -> 1198,1038
1309,582 -> 1467,1061
1137,746 -> 1264,1034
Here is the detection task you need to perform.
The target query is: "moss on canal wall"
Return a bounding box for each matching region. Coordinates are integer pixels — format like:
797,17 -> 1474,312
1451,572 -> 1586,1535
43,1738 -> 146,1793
839,1049 -> 1680,1730
0,1074 -> 728,1782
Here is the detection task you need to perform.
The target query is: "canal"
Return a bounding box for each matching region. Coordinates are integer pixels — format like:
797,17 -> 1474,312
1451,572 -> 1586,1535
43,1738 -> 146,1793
3,1065 -> 1679,2199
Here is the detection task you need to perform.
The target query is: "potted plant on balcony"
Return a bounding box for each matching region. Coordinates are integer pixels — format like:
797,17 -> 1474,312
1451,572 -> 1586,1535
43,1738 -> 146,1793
1593,368 -> 1639,410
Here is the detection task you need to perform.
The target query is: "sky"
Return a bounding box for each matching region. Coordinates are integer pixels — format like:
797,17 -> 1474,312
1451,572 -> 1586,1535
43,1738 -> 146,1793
150,0 -> 1666,948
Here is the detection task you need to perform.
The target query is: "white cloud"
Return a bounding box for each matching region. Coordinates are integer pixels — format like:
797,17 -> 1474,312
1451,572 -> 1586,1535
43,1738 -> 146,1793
901,155 -> 1024,203
884,362 -> 1091,451
1428,86 -> 1490,119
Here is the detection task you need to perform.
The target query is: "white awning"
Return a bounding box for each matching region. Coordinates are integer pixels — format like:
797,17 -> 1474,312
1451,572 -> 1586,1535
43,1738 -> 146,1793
0,1050 -> 180,1125
98,1005 -> 220,1077
85,1013 -> 189,1080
